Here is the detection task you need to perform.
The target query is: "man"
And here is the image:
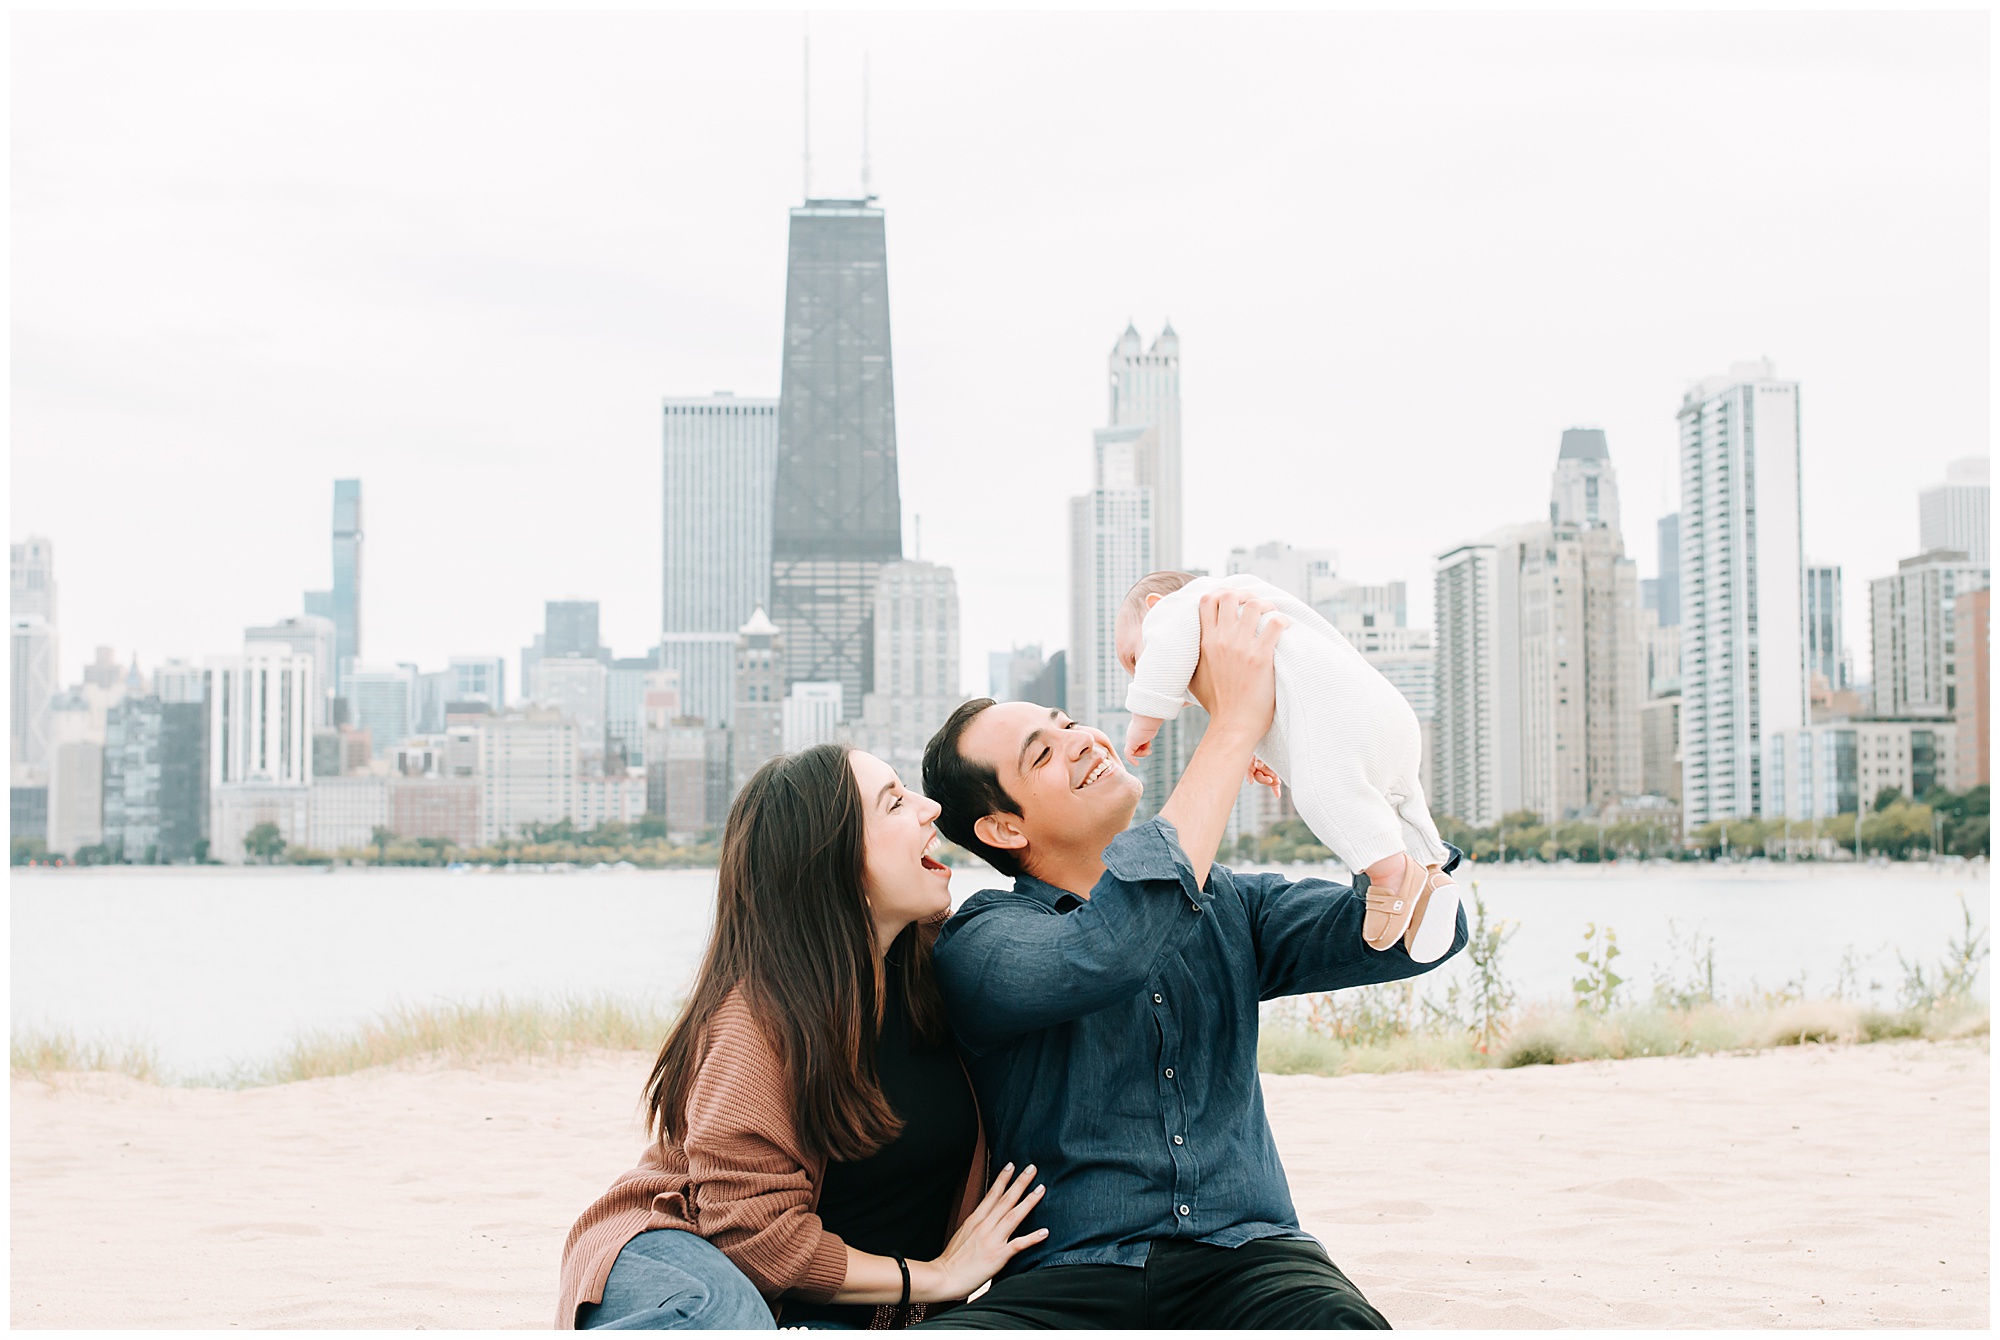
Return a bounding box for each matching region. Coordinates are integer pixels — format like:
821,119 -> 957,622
917,588 -> 1465,1329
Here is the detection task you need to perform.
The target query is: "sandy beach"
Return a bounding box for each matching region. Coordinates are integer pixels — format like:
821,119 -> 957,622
10,1039 -> 1987,1329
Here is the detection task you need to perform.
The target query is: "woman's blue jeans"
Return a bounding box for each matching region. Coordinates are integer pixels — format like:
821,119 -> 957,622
579,1229 -> 775,1330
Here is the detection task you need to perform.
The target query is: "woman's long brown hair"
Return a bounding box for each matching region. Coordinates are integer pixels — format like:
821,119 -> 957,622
644,744 -> 949,1164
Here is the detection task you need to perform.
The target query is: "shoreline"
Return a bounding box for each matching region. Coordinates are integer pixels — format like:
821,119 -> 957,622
11,855 -> 1990,880
11,1038 -> 1986,1329
13,996 -> 1988,1091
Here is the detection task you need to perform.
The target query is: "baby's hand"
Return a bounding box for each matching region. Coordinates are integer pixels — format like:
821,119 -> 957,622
1247,756 -> 1282,800
1125,715 -> 1164,759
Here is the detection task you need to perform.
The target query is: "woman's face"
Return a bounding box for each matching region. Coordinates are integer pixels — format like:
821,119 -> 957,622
850,749 -> 953,943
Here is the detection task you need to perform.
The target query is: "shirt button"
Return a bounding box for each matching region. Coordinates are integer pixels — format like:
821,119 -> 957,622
1178,1204 -> 1191,1216
1173,1135 -> 1184,1146
1153,993 -> 1163,1004
1164,1068 -> 1174,1078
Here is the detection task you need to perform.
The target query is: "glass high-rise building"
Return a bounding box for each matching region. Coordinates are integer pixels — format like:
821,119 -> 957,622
304,480 -> 362,697
664,393 -> 779,635
769,198 -> 904,715
1677,361 -> 1805,826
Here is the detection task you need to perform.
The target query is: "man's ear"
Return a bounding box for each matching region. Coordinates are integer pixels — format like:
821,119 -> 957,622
1145,592 -> 1163,609
973,812 -> 1029,854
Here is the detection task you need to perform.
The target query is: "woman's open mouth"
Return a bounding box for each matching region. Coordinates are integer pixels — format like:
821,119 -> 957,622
920,833 -> 950,875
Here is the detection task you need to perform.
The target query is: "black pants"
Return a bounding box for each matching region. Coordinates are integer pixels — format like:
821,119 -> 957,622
914,1236 -> 1390,1329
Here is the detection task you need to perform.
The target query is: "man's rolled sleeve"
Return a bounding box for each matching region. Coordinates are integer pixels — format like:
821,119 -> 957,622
1242,844 -> 1471,1000
935,819 -> 1212,1053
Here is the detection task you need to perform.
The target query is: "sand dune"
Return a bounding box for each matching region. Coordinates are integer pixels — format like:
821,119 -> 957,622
10,1039 -> 1986,1329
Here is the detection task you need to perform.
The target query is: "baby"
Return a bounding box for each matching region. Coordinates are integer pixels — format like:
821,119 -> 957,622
1116,571 -> 1459,963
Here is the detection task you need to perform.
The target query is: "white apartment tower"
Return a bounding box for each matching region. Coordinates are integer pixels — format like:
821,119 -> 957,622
1068,426 -> 1155,737
1677,361 -> 1806,826
1432,536 -> 1520,828
859,560 -> 963,776
1107,322 -> 1183,570
207,650 -> 316,861
478,709 -> 579,843
1918,457 -> 1989,565
245,614 -> 338,727
1869,549 -> 1990,720
10,536 -> 58,786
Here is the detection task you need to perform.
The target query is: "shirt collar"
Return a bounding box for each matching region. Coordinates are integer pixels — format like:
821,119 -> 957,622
1009,817 -> 1197,913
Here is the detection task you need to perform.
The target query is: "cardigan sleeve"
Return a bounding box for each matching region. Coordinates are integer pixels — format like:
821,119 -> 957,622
680,996 -> 849,1302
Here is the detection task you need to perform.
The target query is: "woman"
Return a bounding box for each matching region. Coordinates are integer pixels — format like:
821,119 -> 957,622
557,745 -> 1046,1329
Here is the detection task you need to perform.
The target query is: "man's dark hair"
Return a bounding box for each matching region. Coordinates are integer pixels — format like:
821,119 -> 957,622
923,697 -> 1026,878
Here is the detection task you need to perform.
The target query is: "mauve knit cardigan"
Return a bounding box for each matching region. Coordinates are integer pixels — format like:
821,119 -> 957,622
555,984 -> 988,1327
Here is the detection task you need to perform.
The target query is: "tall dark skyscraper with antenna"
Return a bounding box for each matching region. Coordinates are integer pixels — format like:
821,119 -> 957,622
768,197 -> 903,714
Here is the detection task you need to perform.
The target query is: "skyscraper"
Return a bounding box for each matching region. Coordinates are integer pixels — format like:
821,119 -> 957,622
731,609 -> 785,792
1549,428 -> 1623,532
343,663 -> 416,755
1803,562 -> 1848,694
1869,548 -> 1990,720
769,198 -> 903,714
103,696 -> 207,863
11,536 -> 56,622
521,599 -> 608,700
1677,361 -> 1805,826
1654,514 -> 1681,627
1432,534 -> 1520,828
245,615 -> 337,727
664,393 -> 779,635
206,649 -> 316,862
1918,457 -> 1989,565
10,536 -> 58,788
303,480 -> 363,697
1107,322 -> 1183,570
1067,426 -> 1155,739
858,560 -> 962,775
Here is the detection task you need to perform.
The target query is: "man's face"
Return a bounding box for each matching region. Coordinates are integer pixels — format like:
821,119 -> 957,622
960,701 -> 1143,863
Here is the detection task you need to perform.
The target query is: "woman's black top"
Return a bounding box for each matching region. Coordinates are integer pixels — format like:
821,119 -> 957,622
781,953 -> 978,1327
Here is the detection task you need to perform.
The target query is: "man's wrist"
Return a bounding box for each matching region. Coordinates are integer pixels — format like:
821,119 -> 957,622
1198,719 -> 1264,754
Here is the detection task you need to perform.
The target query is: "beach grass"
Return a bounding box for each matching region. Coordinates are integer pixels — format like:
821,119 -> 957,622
10,1030 -> 162,1083
1257,998 -> 1988,1077
10,995 -> 679,1089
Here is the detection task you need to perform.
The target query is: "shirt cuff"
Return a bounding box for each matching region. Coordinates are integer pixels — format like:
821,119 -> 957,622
1124,687 -> 1188,720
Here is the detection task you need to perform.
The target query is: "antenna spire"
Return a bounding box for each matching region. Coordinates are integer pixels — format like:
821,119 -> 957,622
801,27 -> 812,201
861,52 -> 872,199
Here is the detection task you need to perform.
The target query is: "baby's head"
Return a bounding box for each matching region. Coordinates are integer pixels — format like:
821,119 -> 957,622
1115,571 -> 1198,675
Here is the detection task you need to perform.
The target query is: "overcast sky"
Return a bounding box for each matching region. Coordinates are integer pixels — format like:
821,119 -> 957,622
12,10 -> 1989,698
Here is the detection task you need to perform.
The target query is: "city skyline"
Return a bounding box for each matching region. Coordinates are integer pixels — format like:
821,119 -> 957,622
12,11 -> 1988,700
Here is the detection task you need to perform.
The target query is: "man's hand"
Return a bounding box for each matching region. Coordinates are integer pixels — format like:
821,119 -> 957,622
1161,589 -> 1287,889
1188,588 -> 1286,744
1248,756 -> 1282,800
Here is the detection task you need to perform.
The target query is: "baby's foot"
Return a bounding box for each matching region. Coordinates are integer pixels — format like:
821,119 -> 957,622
1360,854 -> 1424,951
1403,866 -> 1460,965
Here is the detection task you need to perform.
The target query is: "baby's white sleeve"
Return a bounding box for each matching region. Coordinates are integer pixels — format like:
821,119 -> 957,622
1124,589 -> 1202,720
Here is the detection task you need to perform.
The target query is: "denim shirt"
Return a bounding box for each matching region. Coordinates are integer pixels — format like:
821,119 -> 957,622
933,818 -> 1466,1277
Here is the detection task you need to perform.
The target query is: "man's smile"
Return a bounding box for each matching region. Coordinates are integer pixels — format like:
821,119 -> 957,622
1073,746 -> 1118,791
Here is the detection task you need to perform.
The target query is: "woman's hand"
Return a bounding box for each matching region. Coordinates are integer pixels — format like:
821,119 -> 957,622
909,1162 -> 1047,1303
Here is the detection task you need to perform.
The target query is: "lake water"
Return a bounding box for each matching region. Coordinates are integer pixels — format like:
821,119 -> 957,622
10,859 -> 1989,1080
